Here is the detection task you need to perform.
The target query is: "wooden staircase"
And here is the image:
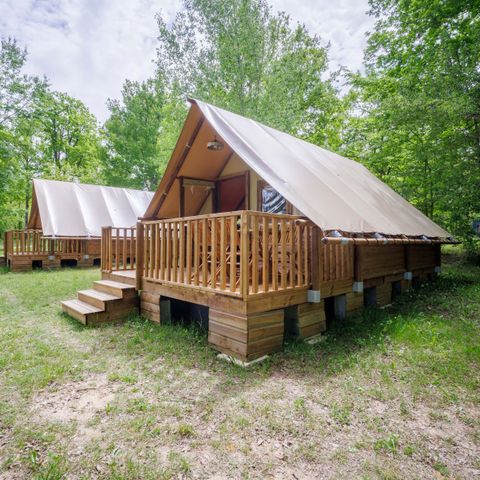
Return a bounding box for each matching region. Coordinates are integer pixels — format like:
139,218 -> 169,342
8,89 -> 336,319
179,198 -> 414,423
61,279 -> 138,326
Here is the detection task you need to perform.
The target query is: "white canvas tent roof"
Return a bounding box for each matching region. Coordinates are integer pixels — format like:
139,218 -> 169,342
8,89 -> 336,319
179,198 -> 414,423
28,179 -> 154,237
145,99 -> 450,239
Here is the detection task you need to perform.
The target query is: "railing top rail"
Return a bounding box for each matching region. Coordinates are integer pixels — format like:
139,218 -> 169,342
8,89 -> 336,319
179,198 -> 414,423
141,210 -> 310,224
7,229 -> 43,233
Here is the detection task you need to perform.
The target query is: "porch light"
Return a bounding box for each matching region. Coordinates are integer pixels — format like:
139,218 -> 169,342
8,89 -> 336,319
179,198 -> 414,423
207,135 -> 224,151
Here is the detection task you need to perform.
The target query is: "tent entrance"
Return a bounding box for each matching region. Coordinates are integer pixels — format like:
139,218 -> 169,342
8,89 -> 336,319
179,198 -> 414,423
214,172 -> 249,213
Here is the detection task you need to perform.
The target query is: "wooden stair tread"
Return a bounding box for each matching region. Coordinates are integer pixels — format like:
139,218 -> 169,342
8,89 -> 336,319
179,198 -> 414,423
61,299 -> 103,315
78,289 -> 121,302
93,280 -> 135,290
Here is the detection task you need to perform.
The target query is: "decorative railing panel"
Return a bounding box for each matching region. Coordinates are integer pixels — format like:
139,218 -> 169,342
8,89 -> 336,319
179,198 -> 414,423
140,211 -> 312,298
101,227 -> 136,272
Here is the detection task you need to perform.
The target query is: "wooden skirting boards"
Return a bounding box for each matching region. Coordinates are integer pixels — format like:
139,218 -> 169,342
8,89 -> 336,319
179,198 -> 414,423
209,309 -> 284,362
8,254 -> 100,272
346,292 -> 364,314
140,292 -> 172,324
285,302 -> 326,339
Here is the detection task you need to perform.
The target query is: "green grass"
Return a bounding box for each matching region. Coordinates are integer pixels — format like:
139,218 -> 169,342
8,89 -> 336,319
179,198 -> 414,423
0,252 -> 479,478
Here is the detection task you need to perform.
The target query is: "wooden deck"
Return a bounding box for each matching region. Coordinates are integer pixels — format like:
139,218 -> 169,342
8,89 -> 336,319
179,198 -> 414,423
4,229 -> 101,271
60,210 -> 442,362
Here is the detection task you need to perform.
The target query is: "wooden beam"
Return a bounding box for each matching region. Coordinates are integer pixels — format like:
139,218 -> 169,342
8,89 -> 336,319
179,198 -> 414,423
150,117 -> 205,219
181,177 -> 216,188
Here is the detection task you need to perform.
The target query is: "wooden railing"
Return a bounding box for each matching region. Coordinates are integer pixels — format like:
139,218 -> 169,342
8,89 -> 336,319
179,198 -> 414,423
4,230 -> 86,257
101,226 -> 136,272
140,210 -> 313,298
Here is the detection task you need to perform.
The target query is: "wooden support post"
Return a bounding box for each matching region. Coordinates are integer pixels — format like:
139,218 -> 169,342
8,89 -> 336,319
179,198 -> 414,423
310,227 -> 321,290
179,177 -> 185,217
136,221 -> 144,291
404,245 -> 413,280
434,244 -> 441,271
353,245 -> 364,292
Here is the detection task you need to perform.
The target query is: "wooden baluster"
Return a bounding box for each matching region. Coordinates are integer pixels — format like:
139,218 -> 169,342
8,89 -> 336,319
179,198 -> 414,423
272,218 -> 278,290
230,215 -> 237,293
262,216 -> 268,293
211,217 -> 217,289
166,222 -> 172,282
186,220 -> 192,284
149,224 -> 155,278
296,223 -> 302,286
202,218 -> 207,287
123,229 -> 127,270
173,221 -> 178,282
129,228 -> 134,269
305,227 -> 311,286
114,229 -> 119,270
157,222 -> 162,280
251,215 -> 258,293
136,222 -> 144,290
20,230 -> 25,254
289,220 -> 294,288
144,227 -> 148,277
154,223 -> 160,279
193,220 -> 199,286
179,221 -> 185,284
220,217 -> 226,291
240,212 -> 249,297
280,219 -> 287,289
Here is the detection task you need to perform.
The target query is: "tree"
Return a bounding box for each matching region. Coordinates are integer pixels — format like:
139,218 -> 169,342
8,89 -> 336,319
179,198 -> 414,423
103,78 -> 172,190
155,0 -> 341,146
0,38 -> 47,231
343,0 -> 480,247
37,90 -> 103,183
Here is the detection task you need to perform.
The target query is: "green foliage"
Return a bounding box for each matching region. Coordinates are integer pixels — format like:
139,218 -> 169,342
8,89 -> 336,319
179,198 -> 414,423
342,0 -> 480,247
0,38 -> 103,233
103,79 -> 186,190
155,0 -> 342,145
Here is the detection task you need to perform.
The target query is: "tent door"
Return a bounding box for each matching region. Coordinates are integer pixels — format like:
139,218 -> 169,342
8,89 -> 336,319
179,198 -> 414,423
215,172 -> 249,213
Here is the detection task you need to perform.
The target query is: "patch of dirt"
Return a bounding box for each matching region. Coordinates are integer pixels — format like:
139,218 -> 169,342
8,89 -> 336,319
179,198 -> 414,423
31,373 -> 117,450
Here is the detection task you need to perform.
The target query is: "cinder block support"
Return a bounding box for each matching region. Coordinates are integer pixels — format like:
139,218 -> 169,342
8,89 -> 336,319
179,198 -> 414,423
140,291 -> 171,323
208,309 -> 284,362
42,258 -> 61,271
392,280 -> 402,298
346,292 -> 364,315
285,301 -> 326,339
376,283 -> 392,306
334,294 -> 347,320
364,286 -> 377,307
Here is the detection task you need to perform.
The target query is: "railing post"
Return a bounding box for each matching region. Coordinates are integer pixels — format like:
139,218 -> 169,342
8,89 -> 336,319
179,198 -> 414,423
240,211 -> 249,299
136,221 -> 144,291
101,227 -> 107,271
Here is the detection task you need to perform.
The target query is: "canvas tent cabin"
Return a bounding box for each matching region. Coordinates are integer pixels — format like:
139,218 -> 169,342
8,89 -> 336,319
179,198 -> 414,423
4,179 -> 154,272
62,99 -> 454,362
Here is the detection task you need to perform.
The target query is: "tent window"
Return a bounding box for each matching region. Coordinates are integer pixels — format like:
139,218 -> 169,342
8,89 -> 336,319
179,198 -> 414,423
257,180 -> 291,214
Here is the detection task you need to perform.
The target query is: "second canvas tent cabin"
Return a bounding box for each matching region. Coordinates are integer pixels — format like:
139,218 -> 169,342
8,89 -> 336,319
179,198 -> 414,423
65,99 -> 454,362
4,179 -> 154,272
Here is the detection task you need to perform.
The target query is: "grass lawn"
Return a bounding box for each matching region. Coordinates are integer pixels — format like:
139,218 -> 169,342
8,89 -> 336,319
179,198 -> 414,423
0,251 -> 479,479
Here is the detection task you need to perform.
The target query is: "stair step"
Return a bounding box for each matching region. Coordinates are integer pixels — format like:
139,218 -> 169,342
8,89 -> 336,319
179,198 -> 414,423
61,299 -> 103,325
78,289 -> 121,309
93,280 -> 136,298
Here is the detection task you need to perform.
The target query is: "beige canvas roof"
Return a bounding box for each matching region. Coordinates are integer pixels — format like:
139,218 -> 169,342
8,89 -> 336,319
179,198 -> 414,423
28,179 -> 154,237
144,99 -> 450,239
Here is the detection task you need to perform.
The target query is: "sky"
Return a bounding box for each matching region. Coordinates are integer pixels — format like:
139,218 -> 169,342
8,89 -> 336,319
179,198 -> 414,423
1,0 -> 375,122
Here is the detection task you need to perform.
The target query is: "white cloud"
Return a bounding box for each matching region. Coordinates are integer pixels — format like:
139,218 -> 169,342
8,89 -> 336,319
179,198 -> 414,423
0,0 -> 373,122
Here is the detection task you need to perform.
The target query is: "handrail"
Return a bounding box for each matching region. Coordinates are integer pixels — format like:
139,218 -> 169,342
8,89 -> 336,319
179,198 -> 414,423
4,229 -> 86,257
101,226 -> 136,273
140,210 -> 313,299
